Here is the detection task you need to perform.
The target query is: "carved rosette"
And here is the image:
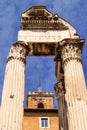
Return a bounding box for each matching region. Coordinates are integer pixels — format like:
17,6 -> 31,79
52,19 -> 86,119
54,81 -> 65,99
7,41 -> 29,64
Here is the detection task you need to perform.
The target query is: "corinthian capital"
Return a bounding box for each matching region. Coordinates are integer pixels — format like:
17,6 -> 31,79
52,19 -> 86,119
7,41 -> 29,64
59,38 -> 84,66
54,81 -> 65,99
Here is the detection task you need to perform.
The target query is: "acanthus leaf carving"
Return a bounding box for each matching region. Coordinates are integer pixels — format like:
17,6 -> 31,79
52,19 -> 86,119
7,41 -> 29,64
54,81 -> 65,99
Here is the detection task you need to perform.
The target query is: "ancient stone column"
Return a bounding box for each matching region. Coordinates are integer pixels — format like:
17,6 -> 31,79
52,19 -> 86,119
0,41 -> 29,130
54,81 -> 68,130
57,38 -> 87,130
54,54 -> 68,130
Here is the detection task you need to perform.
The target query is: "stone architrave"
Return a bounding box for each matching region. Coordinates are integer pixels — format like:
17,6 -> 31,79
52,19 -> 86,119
0,42 -> 29,130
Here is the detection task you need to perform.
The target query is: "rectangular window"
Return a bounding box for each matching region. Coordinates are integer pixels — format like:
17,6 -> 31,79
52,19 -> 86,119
40,117 -> 50,128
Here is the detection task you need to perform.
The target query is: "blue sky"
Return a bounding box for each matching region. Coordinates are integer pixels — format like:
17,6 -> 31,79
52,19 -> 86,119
0,0 -> 87,108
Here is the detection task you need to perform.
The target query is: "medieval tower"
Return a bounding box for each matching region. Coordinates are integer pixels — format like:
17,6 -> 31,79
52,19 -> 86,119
0,6 -> 87,130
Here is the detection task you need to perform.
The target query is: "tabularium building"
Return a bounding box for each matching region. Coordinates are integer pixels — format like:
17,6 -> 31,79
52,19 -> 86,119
23,90 -> 59,130
0,5 -> 87,130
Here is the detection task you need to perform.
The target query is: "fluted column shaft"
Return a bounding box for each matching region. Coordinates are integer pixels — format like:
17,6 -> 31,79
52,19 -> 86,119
0,41 -> 29,130
58,39 -> 87,130
54,81 -> 68,130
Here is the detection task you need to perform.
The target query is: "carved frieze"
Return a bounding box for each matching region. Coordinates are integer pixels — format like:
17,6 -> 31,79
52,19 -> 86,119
7,41 -> 29,64
21,6 -> 68,30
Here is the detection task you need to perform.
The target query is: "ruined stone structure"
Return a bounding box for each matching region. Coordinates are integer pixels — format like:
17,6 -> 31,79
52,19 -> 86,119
0,6 -> 87,130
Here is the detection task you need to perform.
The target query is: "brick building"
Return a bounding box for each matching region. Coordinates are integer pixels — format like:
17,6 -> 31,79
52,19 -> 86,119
23,90 -> 59,130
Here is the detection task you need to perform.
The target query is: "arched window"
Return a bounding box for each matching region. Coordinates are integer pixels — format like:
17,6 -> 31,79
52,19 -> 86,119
38,102 -> 44,109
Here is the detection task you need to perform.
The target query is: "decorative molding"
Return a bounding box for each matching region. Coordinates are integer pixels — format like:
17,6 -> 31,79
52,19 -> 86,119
21,6 -> 68,30
7,41 -> 29,64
